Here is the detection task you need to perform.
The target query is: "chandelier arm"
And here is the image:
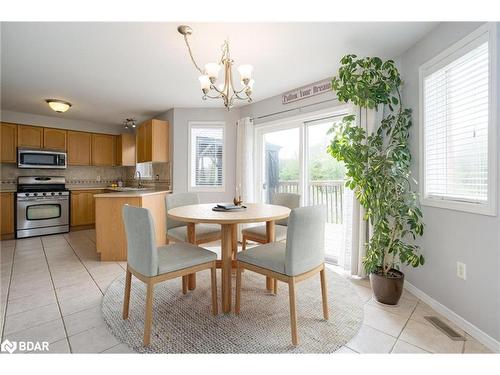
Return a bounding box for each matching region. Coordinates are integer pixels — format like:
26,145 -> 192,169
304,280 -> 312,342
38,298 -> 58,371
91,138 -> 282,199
211,85 -> 224,95
233,86 -> 249,95
205,92 -> 224,99
232,92 -> 249,101
183,34 -> 204,74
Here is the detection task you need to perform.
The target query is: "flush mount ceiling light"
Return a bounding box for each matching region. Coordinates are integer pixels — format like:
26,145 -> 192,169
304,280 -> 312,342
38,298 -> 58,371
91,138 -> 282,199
177,25 -> 254,110
45,99 -> 72,113
122,118 -> 137,130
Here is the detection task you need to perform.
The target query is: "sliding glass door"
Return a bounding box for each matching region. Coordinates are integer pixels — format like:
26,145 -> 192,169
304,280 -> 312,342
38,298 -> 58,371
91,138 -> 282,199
255,111 -> 348,264
305,117 -> 345,263
260,126 -> 301,203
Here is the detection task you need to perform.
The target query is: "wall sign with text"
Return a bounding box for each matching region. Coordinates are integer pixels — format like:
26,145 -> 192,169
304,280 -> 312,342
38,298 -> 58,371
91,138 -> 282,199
282,79 -> 332,104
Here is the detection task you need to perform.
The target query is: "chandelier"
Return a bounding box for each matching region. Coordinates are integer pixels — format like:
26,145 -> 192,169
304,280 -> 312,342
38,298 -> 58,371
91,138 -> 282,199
177,25 -> 254,110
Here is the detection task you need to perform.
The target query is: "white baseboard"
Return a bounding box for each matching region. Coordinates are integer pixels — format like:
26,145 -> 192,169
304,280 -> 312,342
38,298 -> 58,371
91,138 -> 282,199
404,281 -> 500,353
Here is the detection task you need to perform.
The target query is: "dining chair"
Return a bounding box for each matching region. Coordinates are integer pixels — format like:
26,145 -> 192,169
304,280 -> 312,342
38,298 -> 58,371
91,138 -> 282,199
166,192 -> 222,244
122,205 -> 218,346
166,192 -> 223,294
241,192 -> 300,251
235,205 -> 328,346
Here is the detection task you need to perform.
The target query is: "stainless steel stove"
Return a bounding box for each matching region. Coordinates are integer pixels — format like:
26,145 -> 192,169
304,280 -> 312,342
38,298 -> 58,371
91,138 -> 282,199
16,176 -> 70,238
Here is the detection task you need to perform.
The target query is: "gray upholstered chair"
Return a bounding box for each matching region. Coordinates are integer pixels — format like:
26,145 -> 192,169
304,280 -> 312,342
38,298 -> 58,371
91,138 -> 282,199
241,192 -> 300,251
235,205 -> 329,346
166,192 -> 221,244
122,205 -> 218,346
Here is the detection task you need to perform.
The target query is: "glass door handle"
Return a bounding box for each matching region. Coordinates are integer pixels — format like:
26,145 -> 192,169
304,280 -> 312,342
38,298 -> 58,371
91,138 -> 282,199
262,182 -> 267,190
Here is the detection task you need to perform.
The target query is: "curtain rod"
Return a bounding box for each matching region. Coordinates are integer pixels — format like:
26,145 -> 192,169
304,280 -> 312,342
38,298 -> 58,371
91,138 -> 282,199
251,97 -> 339,122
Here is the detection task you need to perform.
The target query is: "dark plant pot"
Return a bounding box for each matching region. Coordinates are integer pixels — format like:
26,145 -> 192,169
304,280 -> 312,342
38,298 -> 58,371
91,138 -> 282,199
369,269 -> 404,305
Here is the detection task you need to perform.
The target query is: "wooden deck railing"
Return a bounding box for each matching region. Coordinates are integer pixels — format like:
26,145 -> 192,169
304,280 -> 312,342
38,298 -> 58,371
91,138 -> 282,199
272,180 -> 344,224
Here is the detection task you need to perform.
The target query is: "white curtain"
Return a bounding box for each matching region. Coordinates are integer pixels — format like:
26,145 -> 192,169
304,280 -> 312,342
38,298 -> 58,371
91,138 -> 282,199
236,117 -> 255,241
339,105 -> 384,277
235,117 -> 255,202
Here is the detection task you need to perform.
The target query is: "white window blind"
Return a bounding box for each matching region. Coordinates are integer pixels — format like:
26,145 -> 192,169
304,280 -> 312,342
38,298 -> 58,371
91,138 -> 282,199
135,162 -> 153,179
423,41 -> 489,204
189,124 -> 224,190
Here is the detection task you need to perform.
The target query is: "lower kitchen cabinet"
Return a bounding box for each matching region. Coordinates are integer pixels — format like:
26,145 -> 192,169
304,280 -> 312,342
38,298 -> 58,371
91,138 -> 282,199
70,190 -> 106,228
0,192 -> 15,239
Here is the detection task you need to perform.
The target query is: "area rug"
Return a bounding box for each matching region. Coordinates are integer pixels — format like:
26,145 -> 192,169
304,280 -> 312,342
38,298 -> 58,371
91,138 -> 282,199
101,268 -> 363,353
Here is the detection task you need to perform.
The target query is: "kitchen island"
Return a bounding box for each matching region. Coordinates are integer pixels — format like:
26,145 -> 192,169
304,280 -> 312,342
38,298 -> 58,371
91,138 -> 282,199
94,189 -> 170,261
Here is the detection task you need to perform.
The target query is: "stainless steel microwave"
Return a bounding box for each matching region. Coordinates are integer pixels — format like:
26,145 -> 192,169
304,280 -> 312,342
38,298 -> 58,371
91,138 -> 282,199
18,149 -> 67,169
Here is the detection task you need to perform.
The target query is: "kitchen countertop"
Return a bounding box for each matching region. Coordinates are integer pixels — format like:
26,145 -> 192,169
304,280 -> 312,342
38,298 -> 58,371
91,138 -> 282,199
0,188 -> 17,193
93,189 -> 171,198
67,185 -> 110,191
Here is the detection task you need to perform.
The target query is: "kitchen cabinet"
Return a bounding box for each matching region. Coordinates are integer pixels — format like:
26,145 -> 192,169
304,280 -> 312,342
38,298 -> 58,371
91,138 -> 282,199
43,128 -> 67,150
67,131 -> 92,166
17,125 -> 42,148
116,133 -> 136,166
91,134 -> 115,166
0,192 -> 14,238
70,190 -> 106,228
136,119 -> 169,163
1,122 -> 17,163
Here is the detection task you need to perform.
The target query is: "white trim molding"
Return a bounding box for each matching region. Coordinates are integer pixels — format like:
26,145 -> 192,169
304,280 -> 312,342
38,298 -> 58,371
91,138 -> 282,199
404,281 -> 500,353
187,121 -> 226,193
418,22 -> 498,216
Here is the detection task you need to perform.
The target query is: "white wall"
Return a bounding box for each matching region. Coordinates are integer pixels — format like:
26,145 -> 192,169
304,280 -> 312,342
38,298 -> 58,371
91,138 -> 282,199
399,22 -> 500,343
157,107 -> 240,203
1,110 -> 125,134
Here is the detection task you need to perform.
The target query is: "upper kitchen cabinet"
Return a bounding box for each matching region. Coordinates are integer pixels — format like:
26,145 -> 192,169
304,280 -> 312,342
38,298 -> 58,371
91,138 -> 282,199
1,122 -> 17,163
17,125 -> 42,148
136,119 -> 169,163
43,128 -> 67,150
116,133 -> 136,166
91,133 -> 115,166
67,131 -> 92,166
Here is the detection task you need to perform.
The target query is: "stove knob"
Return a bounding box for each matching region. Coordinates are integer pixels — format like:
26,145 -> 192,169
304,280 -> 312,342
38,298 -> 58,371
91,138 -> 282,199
25,193 -> 29,197
58,192 -> 63,195
42,192 -> 47,196
34,193 -> 38,196
51,192 -> 55,196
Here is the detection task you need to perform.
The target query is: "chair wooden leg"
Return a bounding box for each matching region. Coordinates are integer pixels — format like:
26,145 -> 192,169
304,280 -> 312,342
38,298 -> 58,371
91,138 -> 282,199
273,278 -> 278,295
143,282 -> 154,346
182,275 -> 188,294
242,235 -> 247,251
288,277 -> 298,346
235,262 -> 242,314
122,269 -> 132,319
320,268 -> 329,320
210,263 -> 218,316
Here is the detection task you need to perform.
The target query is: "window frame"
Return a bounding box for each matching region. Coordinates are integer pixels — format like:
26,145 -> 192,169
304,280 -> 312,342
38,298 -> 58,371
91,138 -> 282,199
187,121 -> 226,193
419,23 -> 497,216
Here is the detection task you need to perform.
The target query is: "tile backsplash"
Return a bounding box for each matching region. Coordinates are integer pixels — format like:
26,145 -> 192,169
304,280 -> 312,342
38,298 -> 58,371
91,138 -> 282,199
0,162 -> 171,189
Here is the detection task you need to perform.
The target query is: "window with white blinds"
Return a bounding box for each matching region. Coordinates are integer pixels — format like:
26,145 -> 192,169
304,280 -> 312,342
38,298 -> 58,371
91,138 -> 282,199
420,24 -> 496,215
189,123 -> 225,191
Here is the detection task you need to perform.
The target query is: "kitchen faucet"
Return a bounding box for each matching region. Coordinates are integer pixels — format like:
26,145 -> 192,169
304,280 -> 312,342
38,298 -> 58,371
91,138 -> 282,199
135,170 -> 143,188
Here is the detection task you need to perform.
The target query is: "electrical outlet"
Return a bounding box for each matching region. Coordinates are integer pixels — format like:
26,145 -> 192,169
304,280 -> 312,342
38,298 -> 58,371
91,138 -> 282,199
96,175 -> 101,182
457,261 -> 467,280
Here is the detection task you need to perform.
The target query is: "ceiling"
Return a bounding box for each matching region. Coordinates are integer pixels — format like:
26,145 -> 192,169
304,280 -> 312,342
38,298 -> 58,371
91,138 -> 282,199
1,22 -> 438,126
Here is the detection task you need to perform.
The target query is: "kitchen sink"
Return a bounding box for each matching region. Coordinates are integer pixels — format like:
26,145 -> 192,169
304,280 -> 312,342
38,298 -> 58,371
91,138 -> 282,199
107,187 -> 153,192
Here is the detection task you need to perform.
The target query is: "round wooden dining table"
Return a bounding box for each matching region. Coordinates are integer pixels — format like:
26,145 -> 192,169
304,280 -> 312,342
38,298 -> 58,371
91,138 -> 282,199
167,203 -> 291,313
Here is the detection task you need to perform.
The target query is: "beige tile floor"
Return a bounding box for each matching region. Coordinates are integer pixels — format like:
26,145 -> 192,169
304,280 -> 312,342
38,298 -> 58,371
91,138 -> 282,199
0,230 -> 492,354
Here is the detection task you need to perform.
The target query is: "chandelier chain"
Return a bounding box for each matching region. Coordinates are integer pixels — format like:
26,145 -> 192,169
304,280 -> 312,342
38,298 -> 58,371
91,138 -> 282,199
183,34 -> 204,74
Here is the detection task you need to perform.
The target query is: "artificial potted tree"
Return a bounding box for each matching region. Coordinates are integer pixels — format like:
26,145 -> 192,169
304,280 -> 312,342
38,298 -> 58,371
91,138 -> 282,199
327,55 -> 425,305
